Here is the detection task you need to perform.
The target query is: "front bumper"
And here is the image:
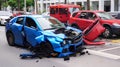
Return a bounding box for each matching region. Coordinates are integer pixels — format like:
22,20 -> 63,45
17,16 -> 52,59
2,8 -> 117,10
58,39 -> 83,57
111,25 -> 120,35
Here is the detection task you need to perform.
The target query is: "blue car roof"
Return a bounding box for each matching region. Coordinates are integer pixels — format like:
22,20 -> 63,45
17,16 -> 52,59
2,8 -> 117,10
17,15 -> 50,18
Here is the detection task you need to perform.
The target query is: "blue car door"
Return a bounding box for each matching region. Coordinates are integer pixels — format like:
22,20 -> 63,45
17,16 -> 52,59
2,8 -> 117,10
11,17 -> 24,46
23,17 -> 41,47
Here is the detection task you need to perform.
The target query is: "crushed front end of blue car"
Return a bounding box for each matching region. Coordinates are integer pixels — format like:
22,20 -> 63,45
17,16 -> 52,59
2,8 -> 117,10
34,26 -> 84,58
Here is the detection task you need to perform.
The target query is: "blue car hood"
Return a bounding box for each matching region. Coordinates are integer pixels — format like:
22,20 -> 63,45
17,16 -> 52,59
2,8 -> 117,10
42,26 -> 81,39
42,31 -> 65,39
35,26 -> 82,45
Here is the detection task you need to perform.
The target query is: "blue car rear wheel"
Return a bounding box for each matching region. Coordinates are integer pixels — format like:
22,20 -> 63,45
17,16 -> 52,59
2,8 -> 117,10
6,32 -> 15,46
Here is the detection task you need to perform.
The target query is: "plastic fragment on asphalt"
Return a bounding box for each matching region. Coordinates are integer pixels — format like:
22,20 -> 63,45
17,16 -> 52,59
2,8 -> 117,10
36,60 -> 39,63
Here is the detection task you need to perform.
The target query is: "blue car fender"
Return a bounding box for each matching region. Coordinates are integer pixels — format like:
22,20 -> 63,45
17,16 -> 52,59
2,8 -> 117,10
35,35 -> 45,44
35,31 -> 65,52
35,35 -> 63,52
47,37 -> 63,52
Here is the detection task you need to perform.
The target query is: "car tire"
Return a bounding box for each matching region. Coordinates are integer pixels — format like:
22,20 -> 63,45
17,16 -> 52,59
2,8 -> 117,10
6,32 -> 15,46
0,22 -> 1,26
43,42 -> 55,56
102,26 -> 113,38
34,41 -> 58,57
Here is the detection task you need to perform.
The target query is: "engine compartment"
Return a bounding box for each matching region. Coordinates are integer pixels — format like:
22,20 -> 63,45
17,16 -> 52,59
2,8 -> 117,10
54,27 -> 82,44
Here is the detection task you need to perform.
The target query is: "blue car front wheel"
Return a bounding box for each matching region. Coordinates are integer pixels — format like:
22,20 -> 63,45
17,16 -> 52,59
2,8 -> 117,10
33,41 -> 58,57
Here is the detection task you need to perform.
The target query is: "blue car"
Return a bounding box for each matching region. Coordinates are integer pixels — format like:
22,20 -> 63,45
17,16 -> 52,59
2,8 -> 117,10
5,15 -> 83,58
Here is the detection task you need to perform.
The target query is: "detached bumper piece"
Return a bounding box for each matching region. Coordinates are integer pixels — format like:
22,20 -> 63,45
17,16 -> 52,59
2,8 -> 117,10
20,52 -> 48,59
19,46 -> 88,61
20,53 -> 37,59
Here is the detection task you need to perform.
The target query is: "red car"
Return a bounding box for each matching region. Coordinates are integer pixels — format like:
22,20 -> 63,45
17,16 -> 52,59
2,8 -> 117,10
50,4 -> 80,23
69,10 -> 120,38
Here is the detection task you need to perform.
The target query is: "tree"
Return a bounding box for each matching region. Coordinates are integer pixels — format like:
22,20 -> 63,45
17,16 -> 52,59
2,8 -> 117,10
2,2 -> 8,7
0,0 -> 1,10
26,0 -> 34,7
8,0 -> 17,10
0,0 -> 7,10
8,0 -> 34,11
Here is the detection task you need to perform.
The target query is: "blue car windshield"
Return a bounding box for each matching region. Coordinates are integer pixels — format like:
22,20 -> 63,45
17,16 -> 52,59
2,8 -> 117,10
36,17 -> 65,30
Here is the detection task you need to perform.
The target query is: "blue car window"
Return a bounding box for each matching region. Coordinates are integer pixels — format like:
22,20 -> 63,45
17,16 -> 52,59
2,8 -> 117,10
16,17 -> 24,25
25,17 -> 37,29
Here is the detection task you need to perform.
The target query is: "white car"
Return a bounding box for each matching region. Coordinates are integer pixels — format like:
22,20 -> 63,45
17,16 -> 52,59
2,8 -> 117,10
0,11 -> 12,25
41,12 -> 50,16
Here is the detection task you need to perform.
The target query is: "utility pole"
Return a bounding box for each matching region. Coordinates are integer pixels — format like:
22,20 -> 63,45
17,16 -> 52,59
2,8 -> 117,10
65,0 -> 67,4
34,0 -> 38,14
18,0 -> 20,10
24,0 -> 26,13
87,0 -> 90,10
34,0 -> 36,14
0,0 -> 1,10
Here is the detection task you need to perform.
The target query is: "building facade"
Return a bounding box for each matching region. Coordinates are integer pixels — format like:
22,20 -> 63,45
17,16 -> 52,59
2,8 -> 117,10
37,0 -> 120,13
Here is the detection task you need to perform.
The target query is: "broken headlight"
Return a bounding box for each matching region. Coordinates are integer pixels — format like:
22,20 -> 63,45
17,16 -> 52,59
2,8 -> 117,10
61,38 -> 72,47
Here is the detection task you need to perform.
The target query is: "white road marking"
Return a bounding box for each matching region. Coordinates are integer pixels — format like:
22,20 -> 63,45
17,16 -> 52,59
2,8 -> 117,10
0,29 -> 5,31
98,46 -> 120,52
87,49 -> 120,60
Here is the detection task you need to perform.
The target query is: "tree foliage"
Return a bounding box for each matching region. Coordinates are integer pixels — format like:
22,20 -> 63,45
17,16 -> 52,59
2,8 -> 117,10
8,0 -> 17,10
7,0 -> 34,11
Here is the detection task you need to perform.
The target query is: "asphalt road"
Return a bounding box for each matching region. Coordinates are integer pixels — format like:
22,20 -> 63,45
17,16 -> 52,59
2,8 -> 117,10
0,26 -> 120,67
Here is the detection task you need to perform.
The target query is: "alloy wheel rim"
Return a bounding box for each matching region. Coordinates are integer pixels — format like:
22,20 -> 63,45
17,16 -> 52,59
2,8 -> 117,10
104,29 -> 110,37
